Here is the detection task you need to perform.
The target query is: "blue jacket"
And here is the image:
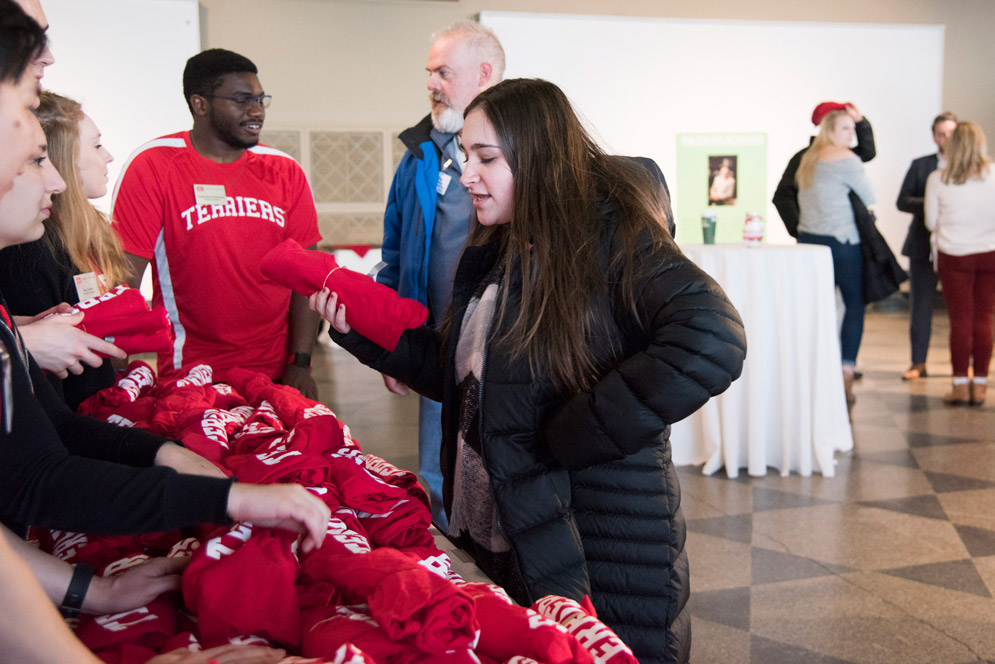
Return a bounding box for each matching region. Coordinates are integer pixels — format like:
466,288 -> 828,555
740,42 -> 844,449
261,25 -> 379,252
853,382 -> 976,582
377,115 -> 439,307
378,117 -> 676,303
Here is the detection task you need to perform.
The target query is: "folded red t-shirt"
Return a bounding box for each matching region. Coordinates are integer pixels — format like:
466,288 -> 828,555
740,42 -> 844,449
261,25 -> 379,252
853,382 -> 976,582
463,583 -> 592,664
530,596 -> 637,664
317,548 -> 478,654
325,447 -> 412,515
357,497 -> 433,550
83,308 -> 173,356
74,286 -> 173,356
182,524 -> 302,648
75,285 -> 143,318
301,606 -> 416,662
75,593 -> 177,653
299,515 -> 372,584
260,238 -> 428,351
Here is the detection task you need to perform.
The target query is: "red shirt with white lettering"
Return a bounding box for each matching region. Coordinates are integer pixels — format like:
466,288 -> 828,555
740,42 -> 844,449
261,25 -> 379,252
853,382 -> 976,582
111,131 -> 321,382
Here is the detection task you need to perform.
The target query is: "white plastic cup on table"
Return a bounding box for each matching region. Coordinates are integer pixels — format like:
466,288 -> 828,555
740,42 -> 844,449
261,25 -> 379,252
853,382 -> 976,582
742,212 -> 764,245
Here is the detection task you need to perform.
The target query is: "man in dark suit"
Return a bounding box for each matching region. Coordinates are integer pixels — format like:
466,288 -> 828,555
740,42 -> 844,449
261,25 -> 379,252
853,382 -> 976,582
896,111 -> 958,380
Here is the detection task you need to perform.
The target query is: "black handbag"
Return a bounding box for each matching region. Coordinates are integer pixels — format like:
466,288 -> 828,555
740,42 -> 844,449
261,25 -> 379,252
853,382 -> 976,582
850,191 -> 908,303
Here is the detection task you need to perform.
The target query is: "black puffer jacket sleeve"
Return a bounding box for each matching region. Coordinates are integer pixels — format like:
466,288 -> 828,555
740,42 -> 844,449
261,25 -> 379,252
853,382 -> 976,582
329,324 -> 446,402
0,337 -> 233,535
542,243 -> 746,470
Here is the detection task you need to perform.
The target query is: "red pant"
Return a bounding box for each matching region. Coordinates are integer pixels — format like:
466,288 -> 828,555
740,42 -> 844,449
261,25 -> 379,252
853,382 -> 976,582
937,250 -> 995,378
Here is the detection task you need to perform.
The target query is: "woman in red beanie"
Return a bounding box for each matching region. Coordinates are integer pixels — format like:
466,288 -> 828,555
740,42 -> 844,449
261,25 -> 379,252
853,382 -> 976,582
795,106 -> 876,404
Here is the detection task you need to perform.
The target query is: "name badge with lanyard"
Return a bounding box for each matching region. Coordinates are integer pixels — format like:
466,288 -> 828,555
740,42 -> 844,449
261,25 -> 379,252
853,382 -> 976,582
73,272 -> 101,302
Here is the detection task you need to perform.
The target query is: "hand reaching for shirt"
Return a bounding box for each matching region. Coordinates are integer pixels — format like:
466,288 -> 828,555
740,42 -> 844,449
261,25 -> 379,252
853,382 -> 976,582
83,556 -> 188,616
16,305 -> 126,378
226,483 -> 330,554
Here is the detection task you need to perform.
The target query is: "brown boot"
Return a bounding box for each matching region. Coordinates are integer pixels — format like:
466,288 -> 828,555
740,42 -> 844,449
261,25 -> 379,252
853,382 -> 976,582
970,381 -> 987,406
843,366 -> 856,405
943,382 -> 970,405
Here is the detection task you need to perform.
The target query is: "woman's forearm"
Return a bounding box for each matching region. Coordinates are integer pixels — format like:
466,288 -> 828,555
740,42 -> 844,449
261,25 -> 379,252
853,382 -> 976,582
0,532 -> 101,663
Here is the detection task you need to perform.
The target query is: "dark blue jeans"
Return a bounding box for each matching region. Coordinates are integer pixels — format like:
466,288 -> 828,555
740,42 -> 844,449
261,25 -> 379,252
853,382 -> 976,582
799,232 -> 864,364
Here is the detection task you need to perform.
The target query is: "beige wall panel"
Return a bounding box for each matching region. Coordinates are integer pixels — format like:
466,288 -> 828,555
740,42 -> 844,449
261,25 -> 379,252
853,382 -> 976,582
198,0 -> 993,137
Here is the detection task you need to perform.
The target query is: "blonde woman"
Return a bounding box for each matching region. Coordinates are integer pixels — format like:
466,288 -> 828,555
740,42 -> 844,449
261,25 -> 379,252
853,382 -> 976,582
796,108 -> 876,403
0,91 -> 128,409
925,121 -> 995,406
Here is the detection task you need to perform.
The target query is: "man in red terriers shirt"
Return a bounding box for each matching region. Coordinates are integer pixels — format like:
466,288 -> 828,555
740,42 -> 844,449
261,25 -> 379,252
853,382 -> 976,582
113,49 -> 322,397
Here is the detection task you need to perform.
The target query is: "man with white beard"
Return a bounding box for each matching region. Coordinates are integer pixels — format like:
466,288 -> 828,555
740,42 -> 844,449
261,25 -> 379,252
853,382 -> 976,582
375,21 -> 504,532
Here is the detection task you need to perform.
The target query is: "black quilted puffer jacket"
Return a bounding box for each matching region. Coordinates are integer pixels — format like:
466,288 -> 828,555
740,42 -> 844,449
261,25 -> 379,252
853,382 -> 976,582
332,212 -> 746,664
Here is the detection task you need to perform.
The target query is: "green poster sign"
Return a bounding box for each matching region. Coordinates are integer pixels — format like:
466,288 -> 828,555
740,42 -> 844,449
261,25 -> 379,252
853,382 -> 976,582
675,133 -> 768,244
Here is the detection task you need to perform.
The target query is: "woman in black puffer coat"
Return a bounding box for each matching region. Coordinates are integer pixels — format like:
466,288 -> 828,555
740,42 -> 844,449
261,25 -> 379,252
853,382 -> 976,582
313,78 -> 746,664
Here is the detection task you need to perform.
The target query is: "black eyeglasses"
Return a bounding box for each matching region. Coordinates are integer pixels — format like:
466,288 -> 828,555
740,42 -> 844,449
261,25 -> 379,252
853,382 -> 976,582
204,93 -> 272,109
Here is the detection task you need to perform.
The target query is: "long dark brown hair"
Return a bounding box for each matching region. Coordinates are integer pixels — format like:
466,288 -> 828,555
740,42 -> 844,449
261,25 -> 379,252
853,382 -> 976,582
462,78 -> 672,392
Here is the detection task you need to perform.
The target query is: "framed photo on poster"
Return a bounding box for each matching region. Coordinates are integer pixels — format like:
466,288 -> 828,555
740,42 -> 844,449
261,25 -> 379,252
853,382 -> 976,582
676,133 -> 767,244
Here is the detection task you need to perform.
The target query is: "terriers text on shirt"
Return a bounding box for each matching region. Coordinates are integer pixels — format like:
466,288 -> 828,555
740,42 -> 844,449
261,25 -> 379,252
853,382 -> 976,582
180,195 -> 287,230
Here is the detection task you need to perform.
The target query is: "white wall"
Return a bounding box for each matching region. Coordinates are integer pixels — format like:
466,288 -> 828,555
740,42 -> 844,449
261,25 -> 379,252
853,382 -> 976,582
40,0 -> 201,212
481,11 -> 945,247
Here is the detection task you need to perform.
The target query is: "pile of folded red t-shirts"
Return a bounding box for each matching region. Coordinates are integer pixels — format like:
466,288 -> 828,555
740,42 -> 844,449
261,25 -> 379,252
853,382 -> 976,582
37,363 -> 639,664
260,239 -> 427,352
72,285 -> 173,357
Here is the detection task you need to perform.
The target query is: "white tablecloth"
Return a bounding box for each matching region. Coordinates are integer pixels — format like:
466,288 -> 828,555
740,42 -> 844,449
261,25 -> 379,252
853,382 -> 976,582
670,243 -> 853,477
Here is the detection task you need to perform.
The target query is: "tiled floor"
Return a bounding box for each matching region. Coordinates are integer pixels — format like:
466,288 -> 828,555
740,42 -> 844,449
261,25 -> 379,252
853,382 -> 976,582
310,303 -> 995,664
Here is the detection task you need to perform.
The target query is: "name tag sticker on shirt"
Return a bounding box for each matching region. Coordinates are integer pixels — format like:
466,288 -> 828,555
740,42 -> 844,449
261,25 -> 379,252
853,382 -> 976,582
193,183 -> 227,207
437,172 -> 452,196
73,272 -> 101,302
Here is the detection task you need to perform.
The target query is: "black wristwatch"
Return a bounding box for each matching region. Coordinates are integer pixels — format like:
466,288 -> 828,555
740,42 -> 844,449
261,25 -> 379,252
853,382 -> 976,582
60,563 -> 95,619
291,352 -> 311,369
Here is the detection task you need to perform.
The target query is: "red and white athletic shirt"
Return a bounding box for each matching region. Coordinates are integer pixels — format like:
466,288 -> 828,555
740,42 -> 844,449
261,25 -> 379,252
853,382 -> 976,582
111,131 -> 321,383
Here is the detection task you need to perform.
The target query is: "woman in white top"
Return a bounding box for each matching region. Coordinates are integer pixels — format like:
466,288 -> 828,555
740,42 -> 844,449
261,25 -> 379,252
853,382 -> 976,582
796,107 -> 876,404
924,121 -> 995,406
